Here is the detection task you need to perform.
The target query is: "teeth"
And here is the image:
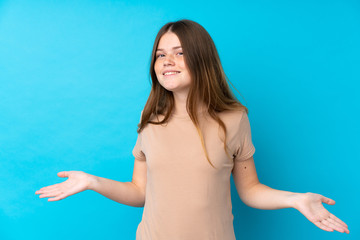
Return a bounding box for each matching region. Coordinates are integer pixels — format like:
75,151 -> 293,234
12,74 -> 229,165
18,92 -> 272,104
164,71 -> 179,75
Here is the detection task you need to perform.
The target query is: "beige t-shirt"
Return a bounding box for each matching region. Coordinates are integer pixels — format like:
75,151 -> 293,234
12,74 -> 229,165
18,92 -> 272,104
132,109 -> 255,240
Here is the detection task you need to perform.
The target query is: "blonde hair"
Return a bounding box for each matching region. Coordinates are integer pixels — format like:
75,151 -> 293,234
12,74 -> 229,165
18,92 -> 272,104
138,19 -> 248,167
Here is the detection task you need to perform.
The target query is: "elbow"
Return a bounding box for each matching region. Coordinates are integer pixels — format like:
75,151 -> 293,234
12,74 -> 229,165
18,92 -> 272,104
239,194 -> 253,208
130,182 -> 146,207
134,195 -> 145,207
238,182 -> 262,208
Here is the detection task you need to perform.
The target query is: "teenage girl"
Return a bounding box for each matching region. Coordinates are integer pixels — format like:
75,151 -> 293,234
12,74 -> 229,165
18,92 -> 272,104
35,19 -> 349,239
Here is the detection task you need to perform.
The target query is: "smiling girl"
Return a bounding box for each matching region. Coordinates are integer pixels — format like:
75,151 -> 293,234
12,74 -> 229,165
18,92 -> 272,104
35,19 -> 349,239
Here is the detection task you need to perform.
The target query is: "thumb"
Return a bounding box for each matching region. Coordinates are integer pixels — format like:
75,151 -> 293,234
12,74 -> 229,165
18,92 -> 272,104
57,171 -> 70,178
322,196 -> 336,205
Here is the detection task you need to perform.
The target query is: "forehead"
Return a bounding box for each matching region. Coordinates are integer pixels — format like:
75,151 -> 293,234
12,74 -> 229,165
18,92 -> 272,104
157,32 -> 182,50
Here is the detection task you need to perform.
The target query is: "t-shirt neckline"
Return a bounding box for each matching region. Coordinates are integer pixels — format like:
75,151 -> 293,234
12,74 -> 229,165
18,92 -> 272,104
171,110 -> 207,120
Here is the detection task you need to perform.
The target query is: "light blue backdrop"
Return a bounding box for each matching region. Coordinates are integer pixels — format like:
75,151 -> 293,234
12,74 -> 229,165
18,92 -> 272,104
0,0 -> 358,239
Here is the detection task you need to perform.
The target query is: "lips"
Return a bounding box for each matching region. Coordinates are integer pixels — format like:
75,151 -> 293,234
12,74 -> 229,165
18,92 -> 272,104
163,71 -> 180,76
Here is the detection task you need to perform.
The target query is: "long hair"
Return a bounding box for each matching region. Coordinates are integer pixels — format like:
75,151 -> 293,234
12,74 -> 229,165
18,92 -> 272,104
138,19 -> 248,167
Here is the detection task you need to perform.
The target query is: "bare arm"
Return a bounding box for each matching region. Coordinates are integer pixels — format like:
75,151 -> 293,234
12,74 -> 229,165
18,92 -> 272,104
90,157 -> 147,207
232,156 -> 295,209
35,157 -> 147,207
232,156 -> 349,233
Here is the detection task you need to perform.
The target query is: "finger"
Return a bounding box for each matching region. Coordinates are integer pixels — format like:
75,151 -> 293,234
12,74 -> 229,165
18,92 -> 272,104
36,184 -> 60,194
36,185 -> 56,193
39,190 -> 60,198
48,193 -> 67,202
57,171 -> 69,178
314,221 -> 333,232
321,196 -> 335,205
39,190 -> 62,199
38,183 -> 59,191
330,214 -> 349,233
326,218 -> 349,233
330,213 -> 348,228
322,219 -> 345,233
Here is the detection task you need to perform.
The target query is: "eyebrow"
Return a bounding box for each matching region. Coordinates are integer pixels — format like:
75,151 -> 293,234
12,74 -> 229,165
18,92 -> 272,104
156,46 -> 182,52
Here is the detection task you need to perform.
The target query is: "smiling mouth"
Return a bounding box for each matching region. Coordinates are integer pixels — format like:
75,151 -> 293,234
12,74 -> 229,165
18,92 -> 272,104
163,71 -> 180,76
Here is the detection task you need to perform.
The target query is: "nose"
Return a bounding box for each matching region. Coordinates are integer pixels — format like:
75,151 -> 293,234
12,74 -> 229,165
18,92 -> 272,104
163,54 -> 175,66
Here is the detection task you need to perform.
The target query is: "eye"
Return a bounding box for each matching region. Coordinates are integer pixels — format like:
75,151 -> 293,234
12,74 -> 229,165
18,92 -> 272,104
156,54 -> 165,58
177,52 -> 183,56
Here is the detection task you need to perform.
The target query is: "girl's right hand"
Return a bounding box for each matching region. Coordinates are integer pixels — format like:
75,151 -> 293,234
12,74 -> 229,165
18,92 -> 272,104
35,171 -> 95,201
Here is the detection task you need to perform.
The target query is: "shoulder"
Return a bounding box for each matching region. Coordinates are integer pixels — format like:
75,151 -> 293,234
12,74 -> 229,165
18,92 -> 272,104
139,113 -> 168,134
215,109 -> 253,136
217,109 -> 248,124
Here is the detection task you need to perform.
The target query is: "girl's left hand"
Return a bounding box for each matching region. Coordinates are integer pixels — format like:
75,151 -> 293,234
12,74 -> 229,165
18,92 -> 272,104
293,192 -> 349,233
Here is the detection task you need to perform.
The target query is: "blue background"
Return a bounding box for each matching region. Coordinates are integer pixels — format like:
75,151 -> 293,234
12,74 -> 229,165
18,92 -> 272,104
0,0 -> 359,239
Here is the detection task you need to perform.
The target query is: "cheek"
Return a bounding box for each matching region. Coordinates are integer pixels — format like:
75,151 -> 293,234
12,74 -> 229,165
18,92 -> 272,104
179,61 -> 191,81
186,75 -> 192,86
154,61 -> 161,75
183,70 -> 192,83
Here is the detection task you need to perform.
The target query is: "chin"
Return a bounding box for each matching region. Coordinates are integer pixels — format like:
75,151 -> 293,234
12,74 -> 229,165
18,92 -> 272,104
160,82 -> 178,91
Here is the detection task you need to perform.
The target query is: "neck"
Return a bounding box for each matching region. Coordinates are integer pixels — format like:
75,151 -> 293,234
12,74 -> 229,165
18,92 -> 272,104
172,92 -> 206,117
173,91 -> 188,116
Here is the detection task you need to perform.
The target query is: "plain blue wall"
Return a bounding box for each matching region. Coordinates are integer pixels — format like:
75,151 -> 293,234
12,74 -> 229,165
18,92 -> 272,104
0,0 -> 359,239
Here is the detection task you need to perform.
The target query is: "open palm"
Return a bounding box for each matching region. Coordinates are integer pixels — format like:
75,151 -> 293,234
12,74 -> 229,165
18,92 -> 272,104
35,171 -> 91,201
294,192 -> 349,233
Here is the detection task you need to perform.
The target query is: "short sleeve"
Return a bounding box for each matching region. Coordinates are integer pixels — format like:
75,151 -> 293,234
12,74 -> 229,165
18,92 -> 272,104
132,111 -> 146,161
132,133 -> 146,160
233,112 -> 256,162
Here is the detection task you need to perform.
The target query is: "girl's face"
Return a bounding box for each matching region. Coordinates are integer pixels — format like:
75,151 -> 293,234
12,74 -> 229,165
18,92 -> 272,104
154,32 -> 192,96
